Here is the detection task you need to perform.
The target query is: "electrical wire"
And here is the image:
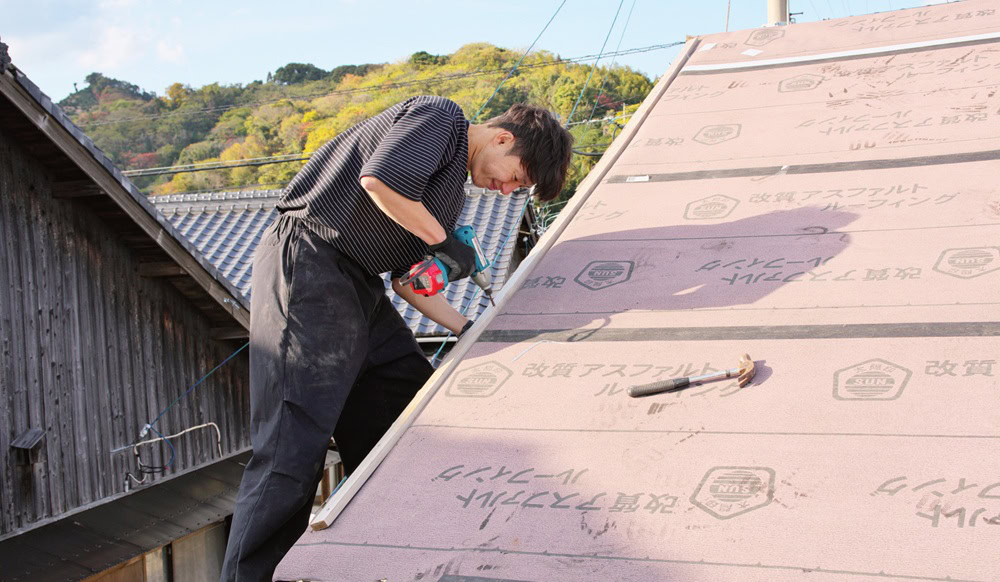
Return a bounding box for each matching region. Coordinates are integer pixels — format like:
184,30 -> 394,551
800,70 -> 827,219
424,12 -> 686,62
124,423 -> 224,491
587,0 -> 638,122
566,0 -> 627,126
131,110 -> 640,185
111,341 -> 249,455
80,42 -> 684,128
472,0 -> 567,122
125,153 -> 309,177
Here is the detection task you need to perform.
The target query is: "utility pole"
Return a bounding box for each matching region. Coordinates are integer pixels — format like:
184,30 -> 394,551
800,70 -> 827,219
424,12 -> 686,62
768,0 -> 789,25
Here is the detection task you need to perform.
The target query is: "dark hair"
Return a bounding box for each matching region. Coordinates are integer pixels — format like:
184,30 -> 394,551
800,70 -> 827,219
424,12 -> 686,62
486,104 -> 573,202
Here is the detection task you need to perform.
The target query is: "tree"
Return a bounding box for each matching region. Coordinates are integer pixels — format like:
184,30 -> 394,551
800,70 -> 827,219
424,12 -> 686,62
410,51 -> 448,67
272,63 -> 328,85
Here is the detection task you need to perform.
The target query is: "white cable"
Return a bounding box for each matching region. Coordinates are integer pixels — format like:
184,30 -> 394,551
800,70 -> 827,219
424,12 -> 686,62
131,422 -> 223,458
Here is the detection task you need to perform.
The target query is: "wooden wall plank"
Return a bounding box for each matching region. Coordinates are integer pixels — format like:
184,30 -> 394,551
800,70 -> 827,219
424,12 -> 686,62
35,172 -> 65,517
55,200 -> 80,510
0,138 -> 19,532
0,122 -> 252,537
12,162 -> 43,526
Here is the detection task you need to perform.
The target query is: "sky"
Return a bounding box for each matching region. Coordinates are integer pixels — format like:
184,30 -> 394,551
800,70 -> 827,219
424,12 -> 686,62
2,0 -> 947,101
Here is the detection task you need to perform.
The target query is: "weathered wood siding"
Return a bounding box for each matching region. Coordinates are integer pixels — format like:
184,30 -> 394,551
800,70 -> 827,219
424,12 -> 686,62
0,125 -> 251,537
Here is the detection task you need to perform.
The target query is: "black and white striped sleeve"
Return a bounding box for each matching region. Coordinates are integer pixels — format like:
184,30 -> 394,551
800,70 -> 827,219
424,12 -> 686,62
359,102 -> 457,202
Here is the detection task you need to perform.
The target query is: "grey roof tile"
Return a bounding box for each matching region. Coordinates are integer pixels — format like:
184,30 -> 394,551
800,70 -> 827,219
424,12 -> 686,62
151,185 -> 530,337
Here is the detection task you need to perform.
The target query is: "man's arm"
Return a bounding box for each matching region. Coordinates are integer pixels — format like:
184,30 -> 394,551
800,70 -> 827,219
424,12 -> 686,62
392,278 -> 468,335
360,176 -> 446,245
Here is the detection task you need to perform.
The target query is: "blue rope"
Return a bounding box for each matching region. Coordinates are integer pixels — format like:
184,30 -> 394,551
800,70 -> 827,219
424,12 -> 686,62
566,0 -> 627,127
471,0 -> 567,122
149,426 -> 176,469
587,0 -> 638,122
138,341 -> 249,442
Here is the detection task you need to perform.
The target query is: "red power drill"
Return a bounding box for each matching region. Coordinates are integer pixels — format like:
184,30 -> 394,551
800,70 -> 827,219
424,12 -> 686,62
400,226 -> 495,306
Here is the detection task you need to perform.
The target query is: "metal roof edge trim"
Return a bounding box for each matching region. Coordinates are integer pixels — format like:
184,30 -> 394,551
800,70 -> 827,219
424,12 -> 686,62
307,37 -> 703,531
0,67 -> 251,324
683,30 -> 1000,72
0,447 -> 252,543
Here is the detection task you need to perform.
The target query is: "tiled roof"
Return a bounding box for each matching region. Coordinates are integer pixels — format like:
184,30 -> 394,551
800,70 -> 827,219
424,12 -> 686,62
152,185 -> 530,336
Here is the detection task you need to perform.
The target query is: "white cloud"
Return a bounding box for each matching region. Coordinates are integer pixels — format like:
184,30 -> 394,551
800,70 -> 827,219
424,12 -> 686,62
78,25 -> 145,70
156,39 -> 184,64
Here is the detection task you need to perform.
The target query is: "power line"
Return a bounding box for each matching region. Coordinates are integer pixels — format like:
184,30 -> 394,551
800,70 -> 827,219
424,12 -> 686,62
125,153 -> 309,177
472,0 -> 567,122
567,0 -> 627,126
588,0 -> 638,122
78,41 -> 684,128
130,109 -> 641,183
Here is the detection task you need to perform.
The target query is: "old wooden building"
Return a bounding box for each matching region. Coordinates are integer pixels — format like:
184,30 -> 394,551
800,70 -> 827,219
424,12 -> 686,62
0,38 -> 253,581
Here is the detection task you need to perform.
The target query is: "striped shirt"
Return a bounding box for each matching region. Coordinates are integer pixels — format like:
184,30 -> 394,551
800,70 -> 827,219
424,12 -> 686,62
278,96 -> 469,277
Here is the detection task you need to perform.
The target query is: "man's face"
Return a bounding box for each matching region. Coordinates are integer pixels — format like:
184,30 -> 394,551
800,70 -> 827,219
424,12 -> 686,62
470,131 -> 533,195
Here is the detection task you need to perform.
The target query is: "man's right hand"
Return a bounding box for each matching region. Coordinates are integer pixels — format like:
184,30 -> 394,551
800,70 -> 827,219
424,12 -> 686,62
430,233 -> 477,280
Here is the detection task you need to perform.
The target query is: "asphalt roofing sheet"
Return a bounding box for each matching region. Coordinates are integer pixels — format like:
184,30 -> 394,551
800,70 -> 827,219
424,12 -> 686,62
277,2 -> 1000,580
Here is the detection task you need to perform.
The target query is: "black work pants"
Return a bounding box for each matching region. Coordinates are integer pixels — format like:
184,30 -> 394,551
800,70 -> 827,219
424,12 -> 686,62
220,215 -> 433,581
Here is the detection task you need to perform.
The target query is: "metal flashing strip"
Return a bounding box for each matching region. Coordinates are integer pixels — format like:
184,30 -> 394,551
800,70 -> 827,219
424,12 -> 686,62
479,322 -> 1000,344
607,149 -> 1000,184
286,539 -> 983,582
682,31 -> 1000,74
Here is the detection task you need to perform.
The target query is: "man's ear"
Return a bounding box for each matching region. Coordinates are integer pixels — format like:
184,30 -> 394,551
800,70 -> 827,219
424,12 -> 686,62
494,129 -> 515,146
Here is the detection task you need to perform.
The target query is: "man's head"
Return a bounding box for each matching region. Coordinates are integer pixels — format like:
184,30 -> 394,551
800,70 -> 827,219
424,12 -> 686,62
467,104 -> 573,202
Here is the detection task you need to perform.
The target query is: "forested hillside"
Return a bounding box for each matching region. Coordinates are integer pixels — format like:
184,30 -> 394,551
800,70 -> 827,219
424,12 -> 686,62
59,43 -> 654,202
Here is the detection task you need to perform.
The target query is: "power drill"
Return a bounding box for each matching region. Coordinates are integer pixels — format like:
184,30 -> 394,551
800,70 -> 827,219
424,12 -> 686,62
401,225 -> 495,306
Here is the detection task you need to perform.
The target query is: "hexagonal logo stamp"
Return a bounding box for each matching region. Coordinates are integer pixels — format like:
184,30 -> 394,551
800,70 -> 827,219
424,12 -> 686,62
685,195 -> 739,220
691,467 -> 775,520
574,260 -> 634,291
833,359 -> 911,401
446,361 -> 512,398
933,247 -> 1000,279
778,74 -> 825,92
746,28 -> 785,47
693,124 -> 741,145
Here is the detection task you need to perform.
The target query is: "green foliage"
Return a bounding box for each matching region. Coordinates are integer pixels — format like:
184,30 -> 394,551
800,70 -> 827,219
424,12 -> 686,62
59,45 -> 654,200
409,51 -> 448,67
273,63 -> 328,85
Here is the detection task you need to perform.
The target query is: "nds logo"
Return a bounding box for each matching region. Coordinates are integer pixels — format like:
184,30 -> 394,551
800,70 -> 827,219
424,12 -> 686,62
778,74 -> 824,92
693,124 -> 741,145
574,260 -> 634,291
691,467 -> 775,520
685,195 -> 739,220
933,247 -> 1000,279
833,359 -> 911,401
446,361 -> 512,398
746,28 -> 785,47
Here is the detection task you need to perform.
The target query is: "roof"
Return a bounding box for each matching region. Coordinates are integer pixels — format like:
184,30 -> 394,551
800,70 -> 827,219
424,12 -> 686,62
0,37 -> 248,329
278,2 -> 1000,580
0,452 -> 249,582
151,185 -> 533,337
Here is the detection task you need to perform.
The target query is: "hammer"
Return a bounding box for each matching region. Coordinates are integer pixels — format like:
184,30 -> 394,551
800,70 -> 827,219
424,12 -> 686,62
627,354 -> 756,397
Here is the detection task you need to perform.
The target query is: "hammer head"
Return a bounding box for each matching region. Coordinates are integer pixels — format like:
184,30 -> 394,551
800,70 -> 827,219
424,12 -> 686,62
737,353 -> 756,387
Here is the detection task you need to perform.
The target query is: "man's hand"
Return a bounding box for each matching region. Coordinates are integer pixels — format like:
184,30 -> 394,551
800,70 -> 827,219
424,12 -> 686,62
430,233 -> 477,280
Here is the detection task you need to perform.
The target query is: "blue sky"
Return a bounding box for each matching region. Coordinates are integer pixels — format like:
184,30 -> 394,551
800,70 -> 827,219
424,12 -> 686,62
2,0 -> 942,101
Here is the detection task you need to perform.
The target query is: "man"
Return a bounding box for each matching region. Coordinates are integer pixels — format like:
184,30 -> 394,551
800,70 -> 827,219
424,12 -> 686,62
221,95 -> 573,580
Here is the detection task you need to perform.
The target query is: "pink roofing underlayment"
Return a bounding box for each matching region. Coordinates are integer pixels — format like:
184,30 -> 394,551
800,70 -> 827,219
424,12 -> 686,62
277,2 -> 1000,580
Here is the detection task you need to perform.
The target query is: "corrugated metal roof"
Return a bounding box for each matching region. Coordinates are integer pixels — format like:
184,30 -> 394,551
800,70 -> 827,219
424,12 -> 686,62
0,451 -> 249,582
152,185 -> 531,336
